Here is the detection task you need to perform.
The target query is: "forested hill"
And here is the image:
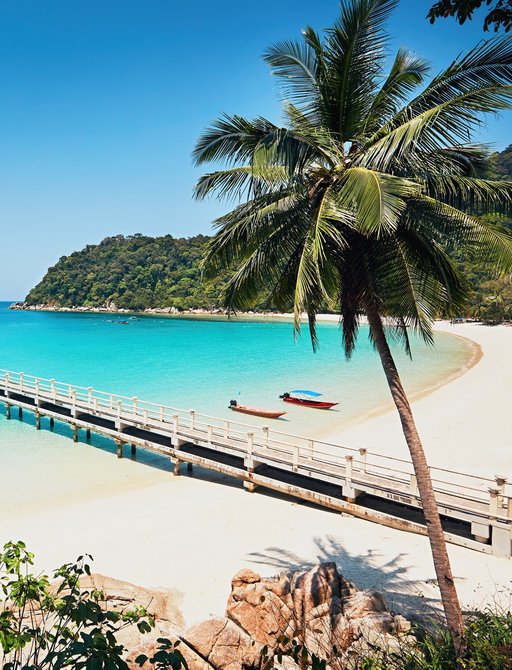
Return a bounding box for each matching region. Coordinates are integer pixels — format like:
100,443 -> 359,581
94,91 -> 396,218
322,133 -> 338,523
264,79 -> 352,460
25,234 -> 229,311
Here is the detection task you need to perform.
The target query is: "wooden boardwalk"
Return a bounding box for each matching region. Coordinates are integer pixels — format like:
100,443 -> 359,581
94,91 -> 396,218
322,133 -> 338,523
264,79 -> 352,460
1,368 -> 511,558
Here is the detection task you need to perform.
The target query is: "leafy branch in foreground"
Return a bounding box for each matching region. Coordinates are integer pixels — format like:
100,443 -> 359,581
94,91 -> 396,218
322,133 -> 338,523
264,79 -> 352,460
428,0 -> 512,33
0,540 -> 185,670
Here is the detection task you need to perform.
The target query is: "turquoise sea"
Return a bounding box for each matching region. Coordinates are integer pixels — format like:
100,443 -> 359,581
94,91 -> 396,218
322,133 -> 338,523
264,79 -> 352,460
0,302 -> 473,514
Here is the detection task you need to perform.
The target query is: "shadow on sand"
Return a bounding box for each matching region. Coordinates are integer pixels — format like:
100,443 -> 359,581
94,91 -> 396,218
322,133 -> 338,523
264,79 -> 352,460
246,535 -> 450,624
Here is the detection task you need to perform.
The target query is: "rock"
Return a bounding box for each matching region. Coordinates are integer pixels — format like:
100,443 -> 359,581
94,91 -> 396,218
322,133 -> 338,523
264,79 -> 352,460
182,618 -> 264,670
343,590 -> 388,619
209,562 -> 412,669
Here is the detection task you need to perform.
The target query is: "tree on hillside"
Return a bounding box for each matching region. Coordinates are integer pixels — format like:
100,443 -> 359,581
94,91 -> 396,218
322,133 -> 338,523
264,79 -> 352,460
194,0 -> 512,646
428,0 -> 512,32
489,143 -> 512,178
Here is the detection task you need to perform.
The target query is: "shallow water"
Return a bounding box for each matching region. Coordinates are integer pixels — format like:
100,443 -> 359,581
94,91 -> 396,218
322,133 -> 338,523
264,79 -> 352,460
0,304 -> 473,513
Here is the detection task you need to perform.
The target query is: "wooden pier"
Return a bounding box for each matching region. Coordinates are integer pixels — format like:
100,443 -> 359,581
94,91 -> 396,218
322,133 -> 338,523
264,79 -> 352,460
1,369 -> 511,558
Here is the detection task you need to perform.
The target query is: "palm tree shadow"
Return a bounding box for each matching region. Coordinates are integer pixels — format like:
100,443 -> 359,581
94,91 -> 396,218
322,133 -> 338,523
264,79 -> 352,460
248,534 -> 445,623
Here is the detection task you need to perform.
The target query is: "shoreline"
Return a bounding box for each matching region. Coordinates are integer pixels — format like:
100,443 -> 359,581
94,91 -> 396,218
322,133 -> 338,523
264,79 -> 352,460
328,321 -> 512,477
316,324 -> 482,440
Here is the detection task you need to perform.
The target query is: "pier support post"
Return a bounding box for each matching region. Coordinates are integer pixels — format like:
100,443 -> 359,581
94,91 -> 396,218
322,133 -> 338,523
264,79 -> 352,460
491,524 -> 512,558
471,521 -> 490,544
18,407 -> 23,420
131,444 -> 136,459
73,425 -> 78,443
244,470 -> 258,493
244,454 -> 262,493
86,428 -> 91,441
187,462 -> 193,474
342,455 -> 362,503
49,417 -> 54,429
5,403 -> 10,420
116,438 -> 123,459
172,457 -> 181,476
35,412 -> 41,430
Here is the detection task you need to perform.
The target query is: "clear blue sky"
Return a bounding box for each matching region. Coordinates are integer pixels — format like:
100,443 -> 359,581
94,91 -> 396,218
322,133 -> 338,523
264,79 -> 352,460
1,0 -> 510,300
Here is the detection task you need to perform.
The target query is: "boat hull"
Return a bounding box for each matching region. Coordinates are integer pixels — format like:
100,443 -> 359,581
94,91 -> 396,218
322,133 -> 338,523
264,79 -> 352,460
229,405 -> 287,419
282,397 -> 338,409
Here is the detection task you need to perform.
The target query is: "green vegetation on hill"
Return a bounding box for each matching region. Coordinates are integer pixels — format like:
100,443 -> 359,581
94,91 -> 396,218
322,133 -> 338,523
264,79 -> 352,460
25,234 -> 230,311
459,145 -> 512,323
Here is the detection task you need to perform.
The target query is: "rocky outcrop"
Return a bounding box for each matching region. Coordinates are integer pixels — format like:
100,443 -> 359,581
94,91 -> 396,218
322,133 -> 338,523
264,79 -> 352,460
127,563 -> 413,670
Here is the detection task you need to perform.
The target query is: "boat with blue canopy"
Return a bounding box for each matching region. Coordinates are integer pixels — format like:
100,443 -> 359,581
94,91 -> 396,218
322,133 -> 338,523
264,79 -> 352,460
279,389 -> 338,409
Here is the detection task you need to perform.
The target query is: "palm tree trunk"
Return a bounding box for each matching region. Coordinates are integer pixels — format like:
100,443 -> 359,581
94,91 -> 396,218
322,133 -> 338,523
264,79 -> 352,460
365,307 -> 465,645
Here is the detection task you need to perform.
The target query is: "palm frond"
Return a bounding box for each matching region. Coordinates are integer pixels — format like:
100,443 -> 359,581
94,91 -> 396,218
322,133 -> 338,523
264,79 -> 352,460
424,175 -> 512,214
193,114 -> 279,166
406,36 -> 512,117
361,84 -> 512,171
363,48 -> 430,135
321,0 -> 398,141
201,190 -> 301,274
263,35 -> 323,120
409,196 -> 512,273
336,167 -> 421,236
194,165 -> 288,202
252,122 -> 336,174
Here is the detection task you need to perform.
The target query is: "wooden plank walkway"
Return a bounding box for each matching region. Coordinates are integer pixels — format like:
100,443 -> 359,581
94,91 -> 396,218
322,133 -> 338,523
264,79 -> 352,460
1,368 -> 511,558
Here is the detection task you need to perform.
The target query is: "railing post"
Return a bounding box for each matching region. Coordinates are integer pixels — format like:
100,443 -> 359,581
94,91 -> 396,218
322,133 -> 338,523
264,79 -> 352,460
207,425 -> 212,445
19,372 -> 24,392
93,397 -> 98,413
143,409 -> 148,426
71,390 -> 77,417
159,406 -> 165,422
358,448 -> 367,474
263,426 -> 269,448
117,400 -> 122,429
247,431 -> 254,457
495,476 -> 507,513
132,396 -> 138,416
292,446 -> 299,471
345,455 -> 353,483
308,439 -> 314,459
110,394 -> 114,409
88,387 -> 93,406
410,474 -> 419,497
489,488 -> 500,518
50,379 -> 56,399
189,410 -> 196,430
35,379 -> 40,404
224,420 -> 230,439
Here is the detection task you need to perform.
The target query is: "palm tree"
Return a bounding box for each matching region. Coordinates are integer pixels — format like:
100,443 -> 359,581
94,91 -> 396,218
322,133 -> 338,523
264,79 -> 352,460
193,0 -> 512,644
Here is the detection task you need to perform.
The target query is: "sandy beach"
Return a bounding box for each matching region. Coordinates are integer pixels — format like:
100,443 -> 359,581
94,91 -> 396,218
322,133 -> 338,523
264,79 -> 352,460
1,321 -> 511,629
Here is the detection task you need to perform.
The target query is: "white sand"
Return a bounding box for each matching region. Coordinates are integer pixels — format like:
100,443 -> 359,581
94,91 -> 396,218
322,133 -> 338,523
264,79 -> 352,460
1,321 -> 512,628
325,322 -> 512,479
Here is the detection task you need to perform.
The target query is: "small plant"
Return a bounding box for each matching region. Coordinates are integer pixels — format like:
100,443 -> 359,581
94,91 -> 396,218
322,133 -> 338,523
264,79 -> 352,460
135,638 -> 188,670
